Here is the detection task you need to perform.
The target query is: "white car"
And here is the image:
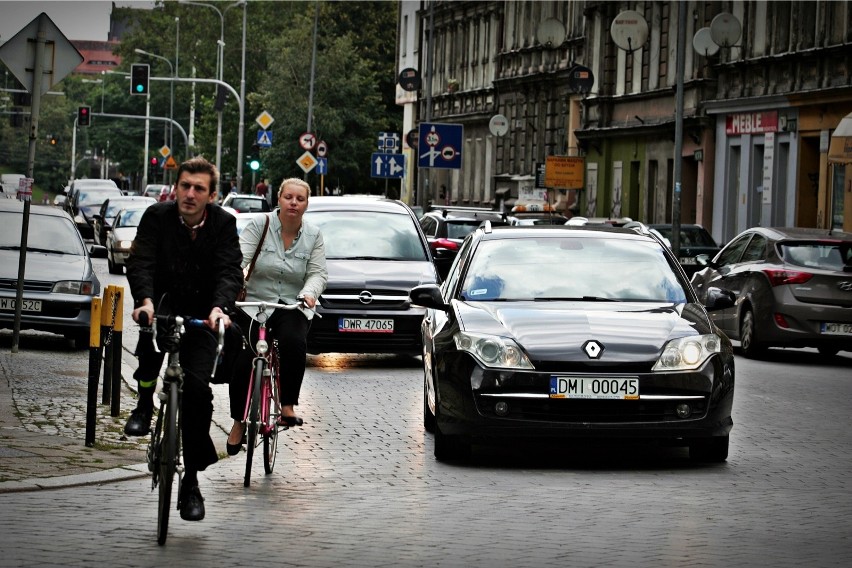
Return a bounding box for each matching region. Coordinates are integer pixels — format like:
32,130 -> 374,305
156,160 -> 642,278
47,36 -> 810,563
106,207 -> 148,274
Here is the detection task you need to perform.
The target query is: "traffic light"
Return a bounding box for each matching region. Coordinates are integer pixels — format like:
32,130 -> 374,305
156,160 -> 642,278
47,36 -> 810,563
130,63 -> 150,95
248,143 -> 260,171
77,106 -> 91,127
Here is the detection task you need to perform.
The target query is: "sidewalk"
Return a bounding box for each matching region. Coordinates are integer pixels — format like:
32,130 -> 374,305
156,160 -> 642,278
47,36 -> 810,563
0,333 -> 233,493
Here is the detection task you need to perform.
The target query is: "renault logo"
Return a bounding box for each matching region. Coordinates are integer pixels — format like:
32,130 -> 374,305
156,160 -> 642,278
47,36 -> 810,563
583,340 -> 604,359
358,291 -> 374,304
839,281 -> 852,292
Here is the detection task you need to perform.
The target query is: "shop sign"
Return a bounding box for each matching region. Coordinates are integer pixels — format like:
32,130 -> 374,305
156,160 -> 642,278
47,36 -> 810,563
726,111 -> 778,135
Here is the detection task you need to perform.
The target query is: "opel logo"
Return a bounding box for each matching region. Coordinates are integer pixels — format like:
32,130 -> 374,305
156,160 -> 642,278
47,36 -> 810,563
358,291 -> 373,304
583,340 -> 604,359
839,281 -> 852,292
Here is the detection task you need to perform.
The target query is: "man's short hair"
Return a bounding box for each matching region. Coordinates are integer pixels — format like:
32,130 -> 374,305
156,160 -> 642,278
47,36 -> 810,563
176,157 -> 219,194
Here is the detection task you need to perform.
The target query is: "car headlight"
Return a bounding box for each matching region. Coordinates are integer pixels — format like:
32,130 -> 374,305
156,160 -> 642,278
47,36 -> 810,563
118,240 -> 133,250
52,281 -> 94,295
454,331 -> 534,370
74,214 -> 85,224
652,334 -> 722,371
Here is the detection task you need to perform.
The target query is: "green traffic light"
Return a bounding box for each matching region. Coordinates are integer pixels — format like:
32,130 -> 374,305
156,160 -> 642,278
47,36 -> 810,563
136,84 -> 144,93
250,160 -> 260,171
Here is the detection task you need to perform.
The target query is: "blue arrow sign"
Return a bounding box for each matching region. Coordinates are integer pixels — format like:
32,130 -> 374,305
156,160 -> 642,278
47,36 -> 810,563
257,129 -> 273,147
418,122 -> 462,169
371,152 -> 405,179
316,156 -> 328,175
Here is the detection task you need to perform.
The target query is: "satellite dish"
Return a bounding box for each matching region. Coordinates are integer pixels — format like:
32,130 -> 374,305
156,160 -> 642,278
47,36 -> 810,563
536,17 -> 566,48
692,27 -> 720,57
710,12 -> 742,48
567,65 -> 595,94
610,10 -> 649,52
489,114 -> 509,137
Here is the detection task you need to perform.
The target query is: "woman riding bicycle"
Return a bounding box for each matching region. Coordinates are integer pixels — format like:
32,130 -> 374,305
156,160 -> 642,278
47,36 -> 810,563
227,178 -> 327,455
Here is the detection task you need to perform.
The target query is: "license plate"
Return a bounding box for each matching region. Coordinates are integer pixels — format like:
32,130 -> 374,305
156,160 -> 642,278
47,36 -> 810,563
338,317 -> 394,333
821,322 -> 852,336
679,257 -> 697,265
0,298 -> 42,312
549,376 -> 639,400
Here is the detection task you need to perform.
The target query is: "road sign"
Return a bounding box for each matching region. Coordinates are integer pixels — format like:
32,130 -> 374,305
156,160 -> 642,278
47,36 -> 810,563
316,140 -> 328,157
159,145 -> 171,157
418,122 -> 463,170
299,132 -> 317,150
297,151 -> 318,173
164,155 -> 178,170
544,156 -> 584,189
377,132 -> 400,153
316,157 -> 328,175
371,153 -> 405,179
255,111 -> 274,130
0,13 -> 83,96
257,130 -> 273,148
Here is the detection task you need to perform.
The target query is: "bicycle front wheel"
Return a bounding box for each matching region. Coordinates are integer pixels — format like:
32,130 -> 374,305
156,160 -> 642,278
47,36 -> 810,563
244,358 -> 264,488
263,355 -> 280,474
157,380 -> 179,546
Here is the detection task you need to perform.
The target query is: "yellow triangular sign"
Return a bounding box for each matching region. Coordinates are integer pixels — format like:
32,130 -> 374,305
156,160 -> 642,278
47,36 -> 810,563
164,155 -> 178,169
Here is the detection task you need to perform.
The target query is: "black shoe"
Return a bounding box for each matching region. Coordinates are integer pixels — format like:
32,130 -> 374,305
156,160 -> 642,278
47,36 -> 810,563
226,434 -> 246,456
278,415 -> 304,427
179,485 -> 205,521
124,407 -> 153,436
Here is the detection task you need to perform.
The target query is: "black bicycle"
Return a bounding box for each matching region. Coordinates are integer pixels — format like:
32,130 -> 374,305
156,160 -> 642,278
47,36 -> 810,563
143,311 -> 225,545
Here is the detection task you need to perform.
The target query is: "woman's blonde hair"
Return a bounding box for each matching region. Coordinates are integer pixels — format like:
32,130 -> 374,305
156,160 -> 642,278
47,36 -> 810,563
278,178 -> 311,198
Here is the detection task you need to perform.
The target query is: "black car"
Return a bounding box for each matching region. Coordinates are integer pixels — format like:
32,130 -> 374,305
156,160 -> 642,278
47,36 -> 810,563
648,224 -> 722,277
65,181 -> 122,239
410,223 -> 736,462
419,206 -> 506,278
303,196 -> 439,355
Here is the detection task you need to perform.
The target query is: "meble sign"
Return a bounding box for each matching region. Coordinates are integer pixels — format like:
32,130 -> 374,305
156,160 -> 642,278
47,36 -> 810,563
726,111 -> 778,135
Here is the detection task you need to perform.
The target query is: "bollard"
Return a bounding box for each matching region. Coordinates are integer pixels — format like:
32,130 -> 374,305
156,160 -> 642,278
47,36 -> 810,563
85,298 -> 103,447
100,286 -> 116,405
110,286 -> 124,417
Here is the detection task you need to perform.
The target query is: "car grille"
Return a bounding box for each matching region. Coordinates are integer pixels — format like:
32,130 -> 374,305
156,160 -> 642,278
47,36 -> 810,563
473,393 -> 709,423
0,278 -> 53,293
308,328 -> 421,352
319,288 -> 412,310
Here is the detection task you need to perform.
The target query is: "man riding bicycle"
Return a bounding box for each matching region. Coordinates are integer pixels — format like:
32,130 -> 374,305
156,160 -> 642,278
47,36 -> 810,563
123,157 -> 243,522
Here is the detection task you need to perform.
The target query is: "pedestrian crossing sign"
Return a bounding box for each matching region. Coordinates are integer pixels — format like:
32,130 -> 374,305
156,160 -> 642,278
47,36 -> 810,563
257,130 -> 273,148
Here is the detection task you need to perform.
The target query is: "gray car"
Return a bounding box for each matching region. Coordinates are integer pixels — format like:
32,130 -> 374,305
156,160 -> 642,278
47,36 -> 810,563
690,227 -> 852,357
0,200 -> 107,347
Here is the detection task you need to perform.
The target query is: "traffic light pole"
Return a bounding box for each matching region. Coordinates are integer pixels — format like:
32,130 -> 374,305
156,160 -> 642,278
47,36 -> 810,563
142,92 -> 150,189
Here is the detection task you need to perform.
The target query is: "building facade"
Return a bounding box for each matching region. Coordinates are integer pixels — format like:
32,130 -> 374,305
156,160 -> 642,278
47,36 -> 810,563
397,1 -> 852,242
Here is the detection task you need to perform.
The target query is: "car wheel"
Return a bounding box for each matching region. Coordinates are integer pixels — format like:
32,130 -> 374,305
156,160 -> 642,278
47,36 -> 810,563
68,331 -> 90,350
689,435 -> 729,463
739,309 -> 766,358
423,378 -> 436,434
817,346 -> 839,357
107,255 -> 122,275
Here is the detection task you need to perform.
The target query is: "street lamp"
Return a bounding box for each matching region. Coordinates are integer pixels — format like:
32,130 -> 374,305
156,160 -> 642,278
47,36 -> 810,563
134,48 -> 174,152
178,0 -> 244,175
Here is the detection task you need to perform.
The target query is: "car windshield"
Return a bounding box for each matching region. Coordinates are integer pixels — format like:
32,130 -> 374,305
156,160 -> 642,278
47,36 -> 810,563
230,197 -> 268,212
654,226 -> 717,247
0,211 -> 85,255
446,220 -> 483,239
306,210 -> 428,261
115,208 -> 146,228
780,242 -> 851,270
78,189 -> 116,207
460,236 -> 687,302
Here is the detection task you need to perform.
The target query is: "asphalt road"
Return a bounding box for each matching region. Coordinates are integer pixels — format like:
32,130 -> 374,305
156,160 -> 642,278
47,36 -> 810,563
1,258 -> 850,567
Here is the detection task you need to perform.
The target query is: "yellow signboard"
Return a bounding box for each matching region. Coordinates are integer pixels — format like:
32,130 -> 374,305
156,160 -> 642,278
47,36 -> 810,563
544,156 -> 584,189
164,155 -> 178,170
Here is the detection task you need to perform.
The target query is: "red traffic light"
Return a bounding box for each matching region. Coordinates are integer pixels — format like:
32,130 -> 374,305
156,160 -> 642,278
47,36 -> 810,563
78,105 -> 91,127
150,156 -> 158,165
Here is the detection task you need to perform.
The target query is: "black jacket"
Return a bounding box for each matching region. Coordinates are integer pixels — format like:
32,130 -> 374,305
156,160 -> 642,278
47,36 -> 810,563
127,201 -> 243,318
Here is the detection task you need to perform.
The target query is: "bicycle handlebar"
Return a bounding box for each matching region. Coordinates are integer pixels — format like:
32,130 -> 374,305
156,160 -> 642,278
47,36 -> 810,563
235,298 -> 322,318
139,312 -> 227,375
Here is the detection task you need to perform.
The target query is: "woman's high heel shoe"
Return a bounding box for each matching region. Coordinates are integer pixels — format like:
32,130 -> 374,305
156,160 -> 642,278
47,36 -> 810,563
226,428 -> 246,456
278,415 -> 304,427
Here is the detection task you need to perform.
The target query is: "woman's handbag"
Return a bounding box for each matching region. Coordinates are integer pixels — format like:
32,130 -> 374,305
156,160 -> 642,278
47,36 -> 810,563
236,215 -> 270,302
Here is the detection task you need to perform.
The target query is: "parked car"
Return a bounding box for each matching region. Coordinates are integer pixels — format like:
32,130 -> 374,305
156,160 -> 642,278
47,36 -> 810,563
410,222 -> 736,462
92,196 -> 156,246
64,180 -> 122,239
648,223 -> 722,277
0,199 -> 107,347
105,207 -> 150,274
303,196 -> 439,355
221,193 -> 271,213
142,184 -> 170,201
690,226 -> 852,358
0,173 -> 25,197
506,212 -> 569,226
419,206 -> 506,278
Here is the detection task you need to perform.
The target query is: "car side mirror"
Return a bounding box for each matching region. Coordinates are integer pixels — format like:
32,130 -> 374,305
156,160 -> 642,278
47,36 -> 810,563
89,245 -> 108,259
695,254 -> 718,269
410,284 -> 448,312
704,287 -> 735,311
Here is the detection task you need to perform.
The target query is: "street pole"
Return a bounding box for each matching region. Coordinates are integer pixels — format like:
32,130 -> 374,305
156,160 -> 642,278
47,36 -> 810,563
70,116 -> 77,182
142,91 -> 150,190
671,4 -> 686,258
236,0 -> 247,192
305,0 -> 319,190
